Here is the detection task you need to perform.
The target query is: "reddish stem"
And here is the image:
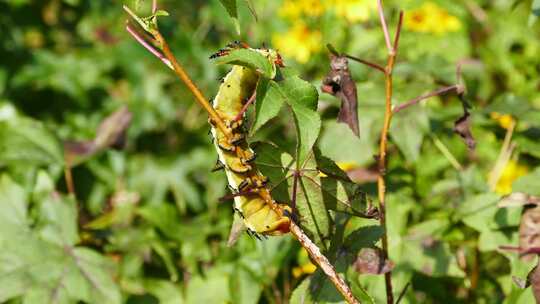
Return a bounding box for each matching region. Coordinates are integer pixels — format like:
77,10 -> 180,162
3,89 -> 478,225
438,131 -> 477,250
234,91 -> 257,121
393,11 -> 404,51
344,54 -> 386,73
393,85 -> 461,114
377,0 -> 393,54
126,24 -> 173,69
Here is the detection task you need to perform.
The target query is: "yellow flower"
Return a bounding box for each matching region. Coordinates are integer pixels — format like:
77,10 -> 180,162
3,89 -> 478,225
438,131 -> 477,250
279,0 -> 325,19
404,2 -> 462,35
319,162 -> 359,177
337,162 -> 359,171
278,0 -> 374,23
273,22 -> 322,63
331,0 -> 376,23
490,112 -> 515,130
495,160 -> 529,195
292,248 -> 317,278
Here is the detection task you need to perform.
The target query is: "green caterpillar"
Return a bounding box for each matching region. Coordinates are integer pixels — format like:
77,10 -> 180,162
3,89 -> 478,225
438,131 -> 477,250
210,45 -> 290,236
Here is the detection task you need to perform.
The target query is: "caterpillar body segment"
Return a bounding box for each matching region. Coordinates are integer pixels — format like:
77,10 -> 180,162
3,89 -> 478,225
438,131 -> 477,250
210,46 -> 291,236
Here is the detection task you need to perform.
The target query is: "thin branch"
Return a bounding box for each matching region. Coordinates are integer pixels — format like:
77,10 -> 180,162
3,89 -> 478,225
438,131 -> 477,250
234,91 -> 256,121
377,53 -> 395,304
126,24 -> 173,69
291,171 -> 300,212
152,31 -> 232,138
289,222 -> 360,304
377,0 -> 393,54
152,0 -> 157,14
393,85 -> 461,113
344,54 -> 386,73
63,153 -> 76,197
376,2 -> 403,302
396,282 -> 411,304
64,165 -> 76,197
431,135 -> 463,171
393,11 -> 404,52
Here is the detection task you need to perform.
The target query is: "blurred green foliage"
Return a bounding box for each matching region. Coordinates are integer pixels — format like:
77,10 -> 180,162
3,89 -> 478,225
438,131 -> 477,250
1,0 -> 540,303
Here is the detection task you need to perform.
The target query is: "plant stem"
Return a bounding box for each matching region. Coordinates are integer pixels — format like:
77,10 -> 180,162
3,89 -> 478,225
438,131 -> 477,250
152,0 -> 157,14
289,222 -> 360,304
376,6 -> 403,304
234,91 -> 256,121
126,24 -> 173,69
64,164 -> 76,197
344,54 -> 386,73
152,31 -> 232,138
393,85 -> 461,114
377,53 -> 395,304
431,135 -> 464,171
377,0 -> 393,54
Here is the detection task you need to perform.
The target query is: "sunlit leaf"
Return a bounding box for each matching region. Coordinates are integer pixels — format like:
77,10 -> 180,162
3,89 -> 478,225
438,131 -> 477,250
0,117 -> 63,167
0,174 -> 121,304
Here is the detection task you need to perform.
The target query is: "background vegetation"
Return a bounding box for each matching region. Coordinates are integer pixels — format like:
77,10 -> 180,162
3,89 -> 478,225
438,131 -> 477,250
1,0 -> 540,303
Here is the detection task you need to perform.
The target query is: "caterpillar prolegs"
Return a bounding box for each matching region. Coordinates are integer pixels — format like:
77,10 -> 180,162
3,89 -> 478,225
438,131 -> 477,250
210,46 -> 291,236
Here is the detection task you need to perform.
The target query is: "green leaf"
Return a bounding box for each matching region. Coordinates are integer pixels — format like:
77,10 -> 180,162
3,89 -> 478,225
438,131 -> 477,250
218,0 -> 240,34
513,167 -> 540,196
318,120 -> 376,166
343,225 -> 384,253
290,271 -> 354,304
485,94 -> 532,118
530,0 -> 540,25
273,75 -> 320,165
186,268 -> 231,303
250,78 -> 284,135
0,117 -> 64,167
457,193 -> 501,232
293,154 -> 331,248
143,279 -> 184,304
399,218 -> 465,277
214,48 -> 275,78
256,144 -> 372,247
515,136 -> 540,159
0,174 -> 121,304
390,104 -> 429,163
150,239 -> 179,282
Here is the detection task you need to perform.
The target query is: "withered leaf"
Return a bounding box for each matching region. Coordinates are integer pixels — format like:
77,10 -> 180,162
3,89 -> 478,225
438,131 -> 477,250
498,192 -> 540,208
321,55 -> 360,137
64,106 -> 132,166
530,262 -> 540,303
354,247 -> 394,275
512,275 -> 529,289
453,109 -> 476,150
519,205 -> 540,261
227,212 -> 247,247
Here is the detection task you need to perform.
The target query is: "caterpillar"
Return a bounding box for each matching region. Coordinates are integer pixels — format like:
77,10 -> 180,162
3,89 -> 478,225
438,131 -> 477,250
209,44 -> 290,236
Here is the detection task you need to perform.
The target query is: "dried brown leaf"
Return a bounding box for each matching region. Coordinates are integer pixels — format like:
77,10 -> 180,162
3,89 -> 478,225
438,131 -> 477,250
354,247 -> 394,275
519,206 -> 540,261
321,55 -> 359,137
530,262 -> 540,303
498,192 -> 540,208
64,106 -> 132,166
453,110 -> 476,150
